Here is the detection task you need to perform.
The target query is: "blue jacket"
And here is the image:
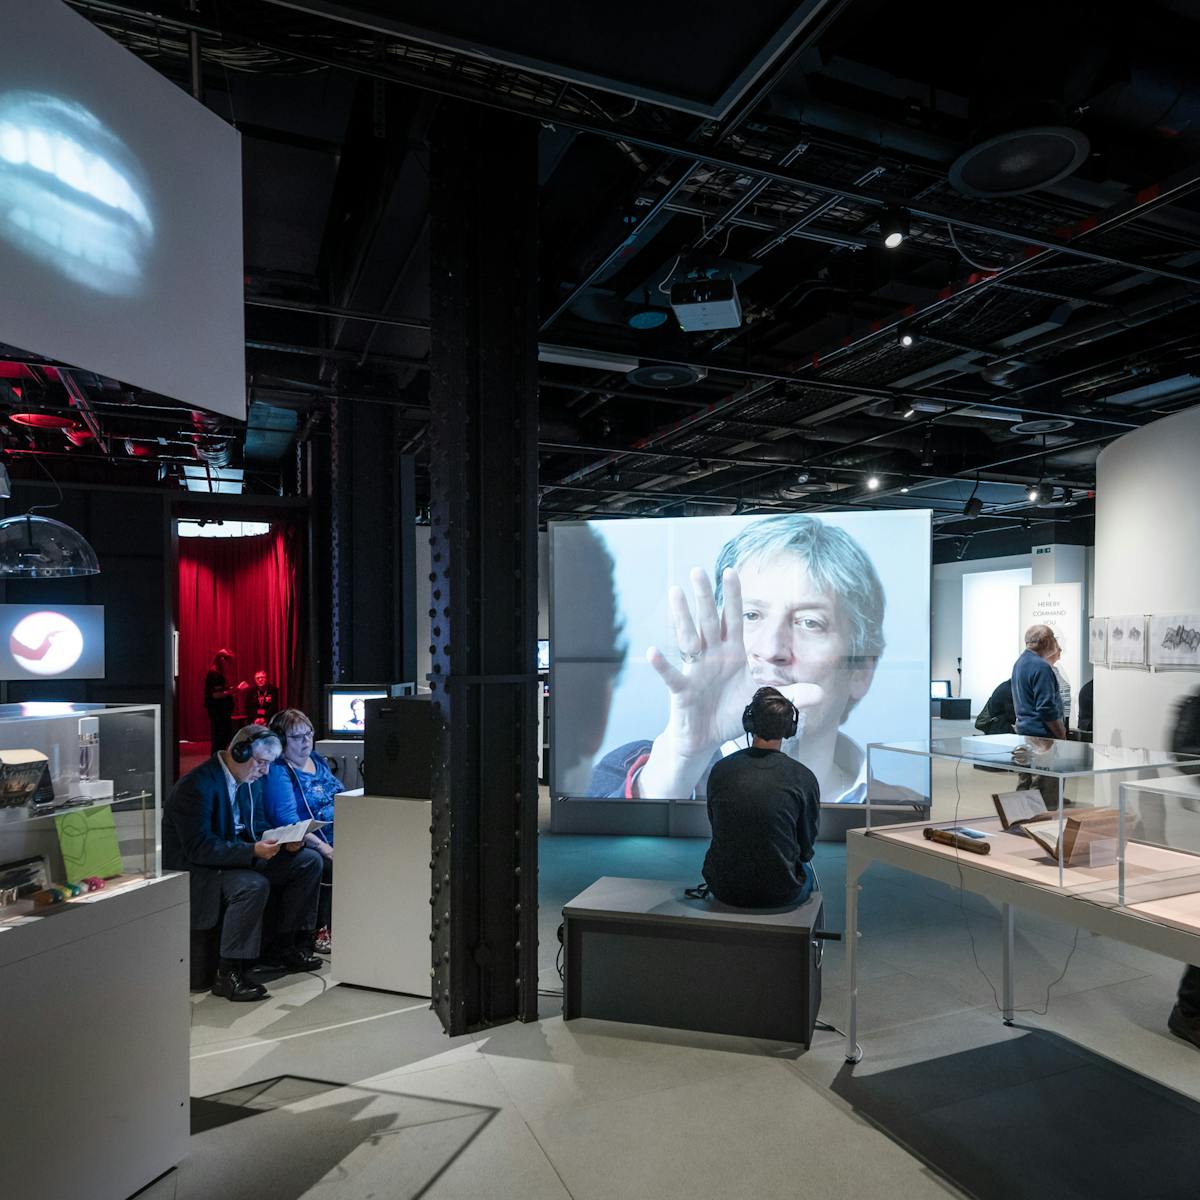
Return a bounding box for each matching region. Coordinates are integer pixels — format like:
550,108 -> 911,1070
1011,649 -> 1063,735
263,751 -> 342,845
162,756 -> 268,929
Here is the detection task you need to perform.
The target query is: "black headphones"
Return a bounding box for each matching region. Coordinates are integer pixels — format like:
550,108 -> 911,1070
741,688 -> 799,740
230,725 -> 280,763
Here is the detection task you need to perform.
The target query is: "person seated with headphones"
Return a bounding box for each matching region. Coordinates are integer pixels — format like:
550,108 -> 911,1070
263,709 -> 342,954
163,724 -> 324,1002
700,686 -> 821,908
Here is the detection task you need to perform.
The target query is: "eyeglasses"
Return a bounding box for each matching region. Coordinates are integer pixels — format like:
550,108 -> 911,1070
286,729 -> 314,741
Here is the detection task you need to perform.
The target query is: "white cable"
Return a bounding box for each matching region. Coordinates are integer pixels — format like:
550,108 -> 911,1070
951,759 -> 1083,1017
947,223 -> 1008,273
657,254 -> 682,294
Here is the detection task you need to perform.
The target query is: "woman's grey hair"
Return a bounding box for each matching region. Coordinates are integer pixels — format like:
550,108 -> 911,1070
228,725 -> 281,758
713,514 -> 886,663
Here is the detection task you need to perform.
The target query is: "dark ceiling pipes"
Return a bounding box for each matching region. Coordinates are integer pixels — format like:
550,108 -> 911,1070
1089,54 -> 1200,149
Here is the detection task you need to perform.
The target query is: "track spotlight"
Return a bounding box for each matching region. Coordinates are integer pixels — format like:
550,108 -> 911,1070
1027,481 -> 1041,503
866,475 -> 881,491
900,486 -> 910,494
880,207 -> 910,249
898,330 -> 915,349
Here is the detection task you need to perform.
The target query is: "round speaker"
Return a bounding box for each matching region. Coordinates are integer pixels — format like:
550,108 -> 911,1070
628,363 -> 707,389
1009,418 -> 1075,435
776,479 -> 838,499
949,127 -> 1089,198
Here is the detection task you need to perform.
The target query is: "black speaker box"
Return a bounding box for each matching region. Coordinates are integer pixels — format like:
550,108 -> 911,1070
363,695 -> 435,798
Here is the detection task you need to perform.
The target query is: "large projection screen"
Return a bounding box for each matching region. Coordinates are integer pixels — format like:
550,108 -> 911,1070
0,1 -> 245,418
551,510 -> 931,806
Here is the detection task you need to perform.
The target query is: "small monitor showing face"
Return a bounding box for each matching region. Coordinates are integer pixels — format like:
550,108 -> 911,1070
326,688 -> 387,737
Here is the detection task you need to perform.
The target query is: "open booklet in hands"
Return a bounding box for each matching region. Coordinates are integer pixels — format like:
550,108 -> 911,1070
262,818 -> 328,844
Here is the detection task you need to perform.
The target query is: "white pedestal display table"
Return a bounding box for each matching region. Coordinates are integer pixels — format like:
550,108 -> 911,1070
0,872 -> 189,1199
332,790 -> 432,996
845,735 -> 1200,1063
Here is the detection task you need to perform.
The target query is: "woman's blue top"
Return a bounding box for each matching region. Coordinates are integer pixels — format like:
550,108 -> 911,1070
263,751 -> 344,845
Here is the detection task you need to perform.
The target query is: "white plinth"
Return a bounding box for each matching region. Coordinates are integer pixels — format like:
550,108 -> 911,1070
333,793 -> 431,996
0,871 -> 189,1200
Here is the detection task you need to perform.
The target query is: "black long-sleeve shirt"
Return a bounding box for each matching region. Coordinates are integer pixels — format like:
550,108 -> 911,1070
701,747 -> 820,907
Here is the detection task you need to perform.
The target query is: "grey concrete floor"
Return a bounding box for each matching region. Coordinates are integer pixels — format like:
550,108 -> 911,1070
142,722 -> 1200,1200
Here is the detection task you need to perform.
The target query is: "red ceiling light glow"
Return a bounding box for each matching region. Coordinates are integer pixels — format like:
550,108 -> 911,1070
9,412 -> 79,430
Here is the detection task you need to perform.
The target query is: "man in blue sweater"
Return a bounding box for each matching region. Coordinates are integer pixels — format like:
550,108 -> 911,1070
1011,624 -> 1067,807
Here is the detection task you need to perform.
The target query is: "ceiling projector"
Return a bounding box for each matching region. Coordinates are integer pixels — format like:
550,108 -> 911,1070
669,275 -> 743,331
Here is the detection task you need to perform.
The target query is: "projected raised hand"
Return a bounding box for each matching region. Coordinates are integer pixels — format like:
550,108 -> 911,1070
0,92 -> 153,295
638,566 -> 830,800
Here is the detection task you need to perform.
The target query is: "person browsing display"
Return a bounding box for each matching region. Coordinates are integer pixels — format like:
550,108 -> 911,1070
263,709 -> 343,954
591,515 -> 887,806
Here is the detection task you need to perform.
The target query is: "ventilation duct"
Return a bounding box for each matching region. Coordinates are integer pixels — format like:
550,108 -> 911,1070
190,410 -> 230,469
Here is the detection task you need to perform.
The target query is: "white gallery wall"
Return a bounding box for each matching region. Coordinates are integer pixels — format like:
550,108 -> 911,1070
931,553 -> 1028,702
1094,407 -> 1200,749
961,567 -> 1032,710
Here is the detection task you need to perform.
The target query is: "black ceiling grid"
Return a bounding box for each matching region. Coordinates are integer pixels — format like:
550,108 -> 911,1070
0,1 -> 1185,545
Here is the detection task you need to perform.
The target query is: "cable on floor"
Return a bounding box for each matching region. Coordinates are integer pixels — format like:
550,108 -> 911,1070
950,758 -> 1083,1018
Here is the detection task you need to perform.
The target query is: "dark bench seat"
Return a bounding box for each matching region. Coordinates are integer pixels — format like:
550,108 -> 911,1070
562,875 -> 824,1047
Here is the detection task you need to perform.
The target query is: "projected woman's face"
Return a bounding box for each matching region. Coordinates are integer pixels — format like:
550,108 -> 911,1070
736,553 -> 875,739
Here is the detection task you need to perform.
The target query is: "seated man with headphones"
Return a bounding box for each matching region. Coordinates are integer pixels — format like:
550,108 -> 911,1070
699,687 -> 821,908
163,724 -> 324,1002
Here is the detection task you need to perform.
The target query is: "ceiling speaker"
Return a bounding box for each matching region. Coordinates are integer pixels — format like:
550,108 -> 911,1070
949,127 -> 1089,197
628,363 -> 707,389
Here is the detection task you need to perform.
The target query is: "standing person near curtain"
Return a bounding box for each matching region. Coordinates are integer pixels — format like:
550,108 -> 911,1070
263,709 -> 342,954
250,669 -> 280,726
205,649 -> 248,756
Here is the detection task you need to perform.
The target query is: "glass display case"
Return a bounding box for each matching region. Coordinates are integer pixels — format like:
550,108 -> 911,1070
0,702 -> 160,924
1116,774 -> 1200,924
865,735 -> 1200,888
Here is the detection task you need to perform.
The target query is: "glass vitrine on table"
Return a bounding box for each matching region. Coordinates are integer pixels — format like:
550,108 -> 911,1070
845,736 -> 1200,1063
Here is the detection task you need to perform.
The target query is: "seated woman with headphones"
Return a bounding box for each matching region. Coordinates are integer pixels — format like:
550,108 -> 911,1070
263,709 -> 344,953
699,686 -> 821,908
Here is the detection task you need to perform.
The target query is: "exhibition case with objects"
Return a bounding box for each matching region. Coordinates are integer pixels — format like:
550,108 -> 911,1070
1116,774 -> 1200,919
0,701 -> 160,916
0,701 -> 187,1200
864,735 -> 1199,887
844,734 -> 1200,1062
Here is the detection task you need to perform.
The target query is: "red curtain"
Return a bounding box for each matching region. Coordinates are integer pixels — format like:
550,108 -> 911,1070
177,525 -> 301,743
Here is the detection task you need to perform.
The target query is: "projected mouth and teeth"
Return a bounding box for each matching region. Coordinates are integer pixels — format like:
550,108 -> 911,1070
0,92 -> 153,295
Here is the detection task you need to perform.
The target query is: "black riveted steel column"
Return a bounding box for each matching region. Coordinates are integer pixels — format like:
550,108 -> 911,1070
427,101 -> 539,1034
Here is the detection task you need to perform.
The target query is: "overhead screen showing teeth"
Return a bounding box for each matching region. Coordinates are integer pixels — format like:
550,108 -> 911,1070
0,1 -> 244,419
